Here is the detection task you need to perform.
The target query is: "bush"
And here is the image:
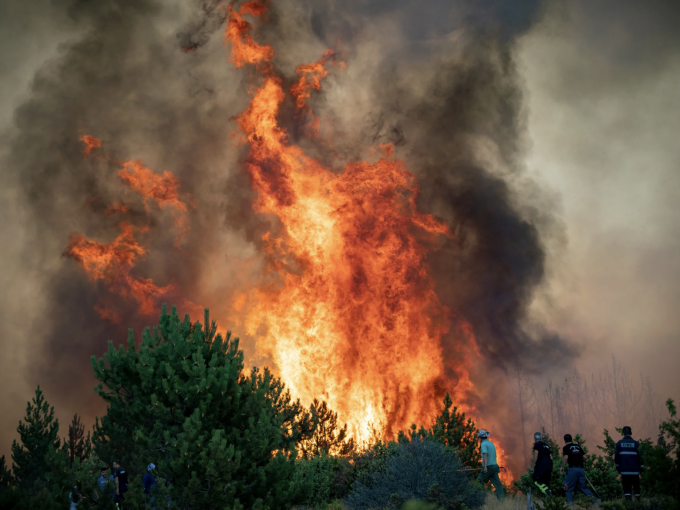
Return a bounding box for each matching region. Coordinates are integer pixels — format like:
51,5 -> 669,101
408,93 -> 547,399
345,439 -> 484,510
294,454 -> 350,506
600,497 -> 680,510
535,497 -> 570,510
401,500 -> 447,510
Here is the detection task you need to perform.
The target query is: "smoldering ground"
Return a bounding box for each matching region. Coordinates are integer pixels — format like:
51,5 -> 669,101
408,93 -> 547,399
1,0 -> 679,475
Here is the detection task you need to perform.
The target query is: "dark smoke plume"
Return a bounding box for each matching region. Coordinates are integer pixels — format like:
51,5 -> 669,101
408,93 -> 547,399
0,0 -> 245,435
263,0 -> 572,367
0,0 -> 574,471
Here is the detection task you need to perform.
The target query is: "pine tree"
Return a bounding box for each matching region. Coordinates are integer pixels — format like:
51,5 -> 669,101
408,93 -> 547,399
0,455 -> 19,507
0,456 -> 11,491
11,386 -> 61,491
66,414 -> 91,466
91,305 -> 315,510
298,399 -> 355,459
398,393 -> 480,468
645,399 -> 680,500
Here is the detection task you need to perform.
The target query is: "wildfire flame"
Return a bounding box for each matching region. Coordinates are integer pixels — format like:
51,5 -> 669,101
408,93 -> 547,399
64,222 -> 176,317
65,145 -> 191,320
64,0 -> 510,469
79,134 -> 101,157
225,0 -> 475,442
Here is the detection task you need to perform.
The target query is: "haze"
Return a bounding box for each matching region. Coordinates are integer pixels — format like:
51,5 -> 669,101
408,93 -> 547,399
0,0 -> 678,463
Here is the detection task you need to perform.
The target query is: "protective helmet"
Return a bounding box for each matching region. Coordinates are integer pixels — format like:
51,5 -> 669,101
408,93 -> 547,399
477,429 -> 491,438
534,432 -> 542,441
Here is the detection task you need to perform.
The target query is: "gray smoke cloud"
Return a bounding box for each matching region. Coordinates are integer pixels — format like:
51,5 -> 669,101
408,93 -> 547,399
0,0 -> 249,459
1,0 -> 679,476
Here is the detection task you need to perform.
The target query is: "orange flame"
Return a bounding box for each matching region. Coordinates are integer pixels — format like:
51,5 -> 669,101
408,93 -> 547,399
225,1 -> 273,68
117,160 -> 188,237
80,135 -> 101,157
104,203 -> 129,216
291,50 -> 344,136
64,222 -> 176,316
67,139 -> 191,319
67,2 -> 497,461
225,4 -> 474,442
118,160 -> 187,214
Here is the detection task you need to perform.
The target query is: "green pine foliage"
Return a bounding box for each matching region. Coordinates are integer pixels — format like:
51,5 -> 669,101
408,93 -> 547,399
345,439 -> 484,510
535,496 -> 570,510
36,448 -> 117,510
293,454 -> 349,506
635,399 -> 680,501
90,305 -> 315,510
298,399 -> 355,459
640,432 -> 677,498
658,399 -> 680,500
397,393 -> 480,469
2,305 -> 679,510
66,413 -> 92,466
7,390 -> 111,510
10,386 -> 61,492
579,434 -> 621,501
0,455 -> 20,508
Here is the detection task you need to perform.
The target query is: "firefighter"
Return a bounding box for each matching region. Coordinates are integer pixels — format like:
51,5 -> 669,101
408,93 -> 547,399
615,426 -> 644,501
530,432 -> 553,497
476,430 -> 505,501
560,434 -> 598,505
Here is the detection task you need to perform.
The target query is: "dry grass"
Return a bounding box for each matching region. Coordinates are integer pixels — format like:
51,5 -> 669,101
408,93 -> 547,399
481,493 -> 528,510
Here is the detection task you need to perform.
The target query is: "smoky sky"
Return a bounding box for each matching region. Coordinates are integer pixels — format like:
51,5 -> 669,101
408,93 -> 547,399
1,0 -> 679,472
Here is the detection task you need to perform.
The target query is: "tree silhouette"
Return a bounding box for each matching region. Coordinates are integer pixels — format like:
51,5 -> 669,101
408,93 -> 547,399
66,414 -> 91,466
298,399 -> 355,458
11,386 -> 61,491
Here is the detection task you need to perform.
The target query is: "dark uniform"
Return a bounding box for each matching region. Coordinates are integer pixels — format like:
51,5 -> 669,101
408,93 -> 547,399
615,435 -> 644,501
532,441 -> 553,496
562,442 -> 597,504
113,466 -> 129,505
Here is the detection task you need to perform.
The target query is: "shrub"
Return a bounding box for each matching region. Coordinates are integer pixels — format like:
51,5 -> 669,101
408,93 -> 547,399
600,497 -> 680,510
345,439 -> 484,510
402,500 -> 447,510
397,393 -> 480,470
294,454 -> 350,506
535,497 -> 570,510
